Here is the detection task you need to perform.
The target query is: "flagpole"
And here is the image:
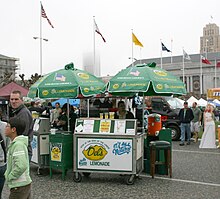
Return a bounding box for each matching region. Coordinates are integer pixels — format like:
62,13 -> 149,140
215,59 -> 217,88
139,48 -> 142,64
93,16 -> 96,75
171,39 -> 173,64
132,29 -> 134,66
200,56 -> 203,95
40,1 -> 43,75
182,48 -> 185,84
160,39 -> 163,69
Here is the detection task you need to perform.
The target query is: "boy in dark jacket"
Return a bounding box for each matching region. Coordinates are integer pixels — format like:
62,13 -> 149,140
178,101 -> 194,146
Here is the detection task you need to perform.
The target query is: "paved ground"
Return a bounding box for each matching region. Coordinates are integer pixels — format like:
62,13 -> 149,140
2,141 -> 220,199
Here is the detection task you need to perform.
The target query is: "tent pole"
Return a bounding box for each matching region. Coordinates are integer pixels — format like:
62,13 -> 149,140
67,98 -> 70,131
142,93 -> 145,134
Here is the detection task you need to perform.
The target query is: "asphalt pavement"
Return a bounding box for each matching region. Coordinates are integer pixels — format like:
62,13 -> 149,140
2,141 -> 220,199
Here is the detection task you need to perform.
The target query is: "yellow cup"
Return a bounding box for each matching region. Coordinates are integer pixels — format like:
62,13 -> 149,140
109,112 -> 114,119
104,112 -> 109,119
100,113 -> 103,119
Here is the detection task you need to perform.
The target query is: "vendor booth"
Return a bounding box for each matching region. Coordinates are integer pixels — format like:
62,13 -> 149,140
28,63 -> 106,177
73,118 -> 144,185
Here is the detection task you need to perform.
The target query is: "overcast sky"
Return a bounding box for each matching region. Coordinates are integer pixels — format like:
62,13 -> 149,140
0,0 -> 219,79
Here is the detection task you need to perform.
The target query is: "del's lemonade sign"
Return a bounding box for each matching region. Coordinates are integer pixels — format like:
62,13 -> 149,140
77,138 -> 133,171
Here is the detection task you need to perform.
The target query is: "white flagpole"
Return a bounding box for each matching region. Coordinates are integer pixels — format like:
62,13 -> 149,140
40,2 -> 43,75
139,48 -> 142,64
215,59 -> 217,88
160,39 -> 163,69
93,16 -> 96,75
182,48 -> 185,84
200,56 -> 203,95
132,29 -> 134,66
171,39 -> 173,64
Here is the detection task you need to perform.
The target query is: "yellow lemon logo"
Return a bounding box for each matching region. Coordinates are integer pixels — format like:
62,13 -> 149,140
156,84 -> 163,89
78,73 -> 89,79
52,147 -> 60,154
82,145 -> 108,161
42,90 -> 49,96
154,70 -> 167,76
113,84 -> 119,89
84,88 -> 89,93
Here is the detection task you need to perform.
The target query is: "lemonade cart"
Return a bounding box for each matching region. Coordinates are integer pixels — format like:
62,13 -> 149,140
73,118 -> 144,185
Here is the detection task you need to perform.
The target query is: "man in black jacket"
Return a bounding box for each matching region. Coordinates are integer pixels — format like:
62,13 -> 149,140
10,90 -> 34,161
178,101 -> 194,146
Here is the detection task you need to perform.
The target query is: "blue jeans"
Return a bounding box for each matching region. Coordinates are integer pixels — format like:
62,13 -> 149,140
0,164 -> 6,199
180,123 -> 191,142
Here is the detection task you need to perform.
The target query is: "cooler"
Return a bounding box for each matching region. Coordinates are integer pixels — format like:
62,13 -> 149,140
147,114 -> 162,136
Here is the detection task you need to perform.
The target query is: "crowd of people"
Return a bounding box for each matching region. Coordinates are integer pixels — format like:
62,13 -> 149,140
178,101 -> 217,148
27,100 -> 79,133
0,91 -> 219,198
0,91 -> 80,198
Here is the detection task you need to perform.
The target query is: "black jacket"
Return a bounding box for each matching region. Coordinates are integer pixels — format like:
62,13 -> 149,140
178,108 -> 194,123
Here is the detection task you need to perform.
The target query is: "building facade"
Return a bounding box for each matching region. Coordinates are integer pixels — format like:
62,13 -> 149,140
200,23 -> 220,54
83,52 -> 101,77
138,52 -> 220,97
0,54 -> 18,87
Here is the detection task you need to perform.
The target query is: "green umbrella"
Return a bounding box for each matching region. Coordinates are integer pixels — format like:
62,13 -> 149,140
28,63 -> 106,99
107,62 -> 186,96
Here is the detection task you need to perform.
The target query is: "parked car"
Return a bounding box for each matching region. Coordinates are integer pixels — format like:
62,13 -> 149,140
136,96 -> 182,140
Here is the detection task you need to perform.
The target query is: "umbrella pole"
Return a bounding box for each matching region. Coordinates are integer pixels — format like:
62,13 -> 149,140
142,93 -> 145,134
87,99 -> 90,118
67,98 -> 70,132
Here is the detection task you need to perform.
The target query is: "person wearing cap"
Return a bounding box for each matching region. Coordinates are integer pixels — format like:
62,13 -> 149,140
178,101 -> 194,146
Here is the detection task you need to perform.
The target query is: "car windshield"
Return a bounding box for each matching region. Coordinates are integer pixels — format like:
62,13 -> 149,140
164,97 -> 183,109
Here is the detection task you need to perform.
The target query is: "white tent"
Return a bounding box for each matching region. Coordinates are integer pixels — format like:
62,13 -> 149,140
175,98 -> 184,106
198,98 -> 208,107
187,96 -> 199,107
213,99 -> 220,105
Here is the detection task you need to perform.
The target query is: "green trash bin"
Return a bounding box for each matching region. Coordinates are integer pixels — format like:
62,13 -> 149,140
157,128 -> 172,175
144,128 -> 172,174
49,132 -> 73,180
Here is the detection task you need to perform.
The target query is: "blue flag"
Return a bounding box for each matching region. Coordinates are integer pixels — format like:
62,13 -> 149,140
161,42 -> 171,52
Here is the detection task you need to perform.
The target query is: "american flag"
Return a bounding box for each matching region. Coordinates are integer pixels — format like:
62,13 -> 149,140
55,73 -> 66,81
41,3 -> 54,28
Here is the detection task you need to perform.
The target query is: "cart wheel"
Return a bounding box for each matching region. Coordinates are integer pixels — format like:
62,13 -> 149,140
73,172 -> 82,183
82,172 -> 91,177
125,175 -> 135,185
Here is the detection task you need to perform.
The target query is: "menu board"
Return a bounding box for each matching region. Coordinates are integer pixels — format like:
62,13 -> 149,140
74,118 -> 137,135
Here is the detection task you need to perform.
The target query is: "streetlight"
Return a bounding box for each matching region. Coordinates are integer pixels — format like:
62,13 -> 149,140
129,57 -> 142,65
128,57 -> 137,61
33,36 -> 48,75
